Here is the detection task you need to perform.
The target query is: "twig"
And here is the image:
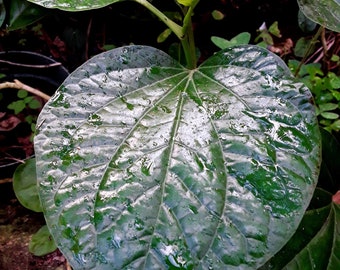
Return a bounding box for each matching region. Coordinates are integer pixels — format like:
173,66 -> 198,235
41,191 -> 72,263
0,178 -> 12,184
0,79 -> 50,101
85,17 -> 93,61
0,59 -> 62,68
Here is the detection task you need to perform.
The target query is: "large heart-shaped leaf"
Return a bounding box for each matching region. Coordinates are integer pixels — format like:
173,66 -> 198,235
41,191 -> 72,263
28,0 -> 123,11
297,0 -> 340,32
34,45 -> 321,269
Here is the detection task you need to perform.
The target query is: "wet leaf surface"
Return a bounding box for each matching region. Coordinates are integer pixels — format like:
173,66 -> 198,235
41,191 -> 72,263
28,0 -> 124,11
297,0 -> 340,32
34,45 -> 321,269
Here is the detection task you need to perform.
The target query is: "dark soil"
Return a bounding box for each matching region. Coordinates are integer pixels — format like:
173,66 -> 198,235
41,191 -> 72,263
0,183 -> 68,270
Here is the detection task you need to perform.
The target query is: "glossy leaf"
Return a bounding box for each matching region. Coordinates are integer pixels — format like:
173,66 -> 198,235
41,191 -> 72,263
7,0 -> 47,31
297,0 -> 340,32
13,158 -> 42,212
0,0 -> 5,27
260,188 -> 340,270
28,0 -> 124,11
211,32 -> 251,50
34,45 -> 321,269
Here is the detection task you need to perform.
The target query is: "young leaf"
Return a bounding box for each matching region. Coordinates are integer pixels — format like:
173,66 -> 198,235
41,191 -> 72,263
7,100 -> 26,114
29,225 -> 57,256
211,32 -> 251,49
18,89 -> 28,98
34,45 -> 321,269
176,0 -> 194,7
157,28 -> 172,43
13,158 -> 42,212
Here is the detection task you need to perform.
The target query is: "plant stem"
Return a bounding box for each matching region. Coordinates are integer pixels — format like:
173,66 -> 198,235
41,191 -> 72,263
294,26 -> 323,77
180,18 -> 196,69
132,0 -> 183,39
0,79 -> 51,101
131,0 -> 199,69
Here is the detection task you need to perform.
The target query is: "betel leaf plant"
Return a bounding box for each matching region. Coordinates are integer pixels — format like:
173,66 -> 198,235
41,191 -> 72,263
28,0 -> 340,269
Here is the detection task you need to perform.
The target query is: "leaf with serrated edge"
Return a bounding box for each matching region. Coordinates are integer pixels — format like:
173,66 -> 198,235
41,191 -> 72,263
34,45 -> 321,269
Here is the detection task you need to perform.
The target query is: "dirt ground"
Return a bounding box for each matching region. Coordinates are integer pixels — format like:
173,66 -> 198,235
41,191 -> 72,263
0,181 -> 69,270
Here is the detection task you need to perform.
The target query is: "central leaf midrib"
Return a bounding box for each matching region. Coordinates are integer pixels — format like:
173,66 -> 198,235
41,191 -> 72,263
141,71 -> 194,269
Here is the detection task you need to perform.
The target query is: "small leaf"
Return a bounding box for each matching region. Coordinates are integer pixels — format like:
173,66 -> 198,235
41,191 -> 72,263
28,98 -> 42,109
7,100 -> 26,114
157,28 -> 172,43
177,0 -> 193,7
211,10 -> 225,20
18,89 -> 28,98
320,112 -> 339,120
29,225 -> 57,256
13,158 -> 42,212
211,32 -> 251,49
268,21 -> 281,37
294,37 -> 314,58
318,103 -> 338,112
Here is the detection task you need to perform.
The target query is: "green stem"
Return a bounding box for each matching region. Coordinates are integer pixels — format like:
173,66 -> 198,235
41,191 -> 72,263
180,18 -> 196,69
132,0 -> 183,39
294,26 -> 323,77
131,0 -> 199,69
180,1 -> 199,69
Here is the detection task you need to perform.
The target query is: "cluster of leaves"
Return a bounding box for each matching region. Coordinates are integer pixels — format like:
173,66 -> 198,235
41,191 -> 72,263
5,89 -> 42,138
289,60 -> 340,132
12,158 -> 57,256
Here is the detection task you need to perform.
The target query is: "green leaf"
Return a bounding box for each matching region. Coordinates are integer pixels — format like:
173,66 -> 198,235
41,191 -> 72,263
28,0 -> 125,11
177,0 -> 194,7
318,103 -> 338,112
320,112 -> 339,120
294,37 -> 315,58
7,0 -> 47,31
157,28 -> 172,43
18,89 -> 28,98
29,225 -> 57,256
211,32 -> 251,49
13,158 -> 42,212
28,98 -> 42,109
7,100 -> 26,114
0,0 -> 6,27
260,188 -> 340,270
268,21 -> 281,38
297,0 -> 340,32
298,9 -> 317,32
211,10 -> 225,20
34,45 -> 321,269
